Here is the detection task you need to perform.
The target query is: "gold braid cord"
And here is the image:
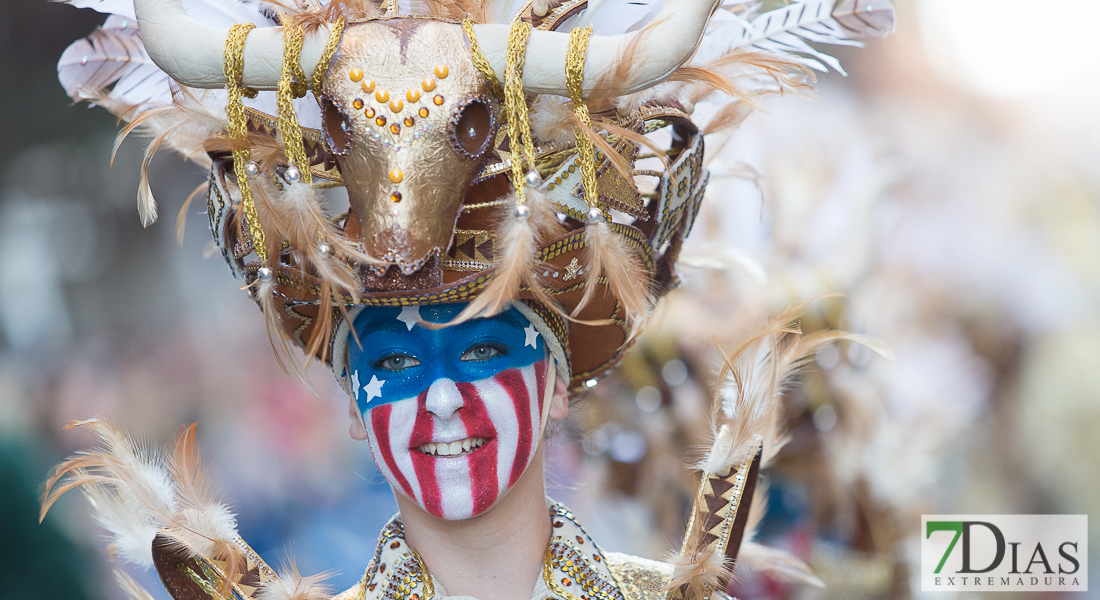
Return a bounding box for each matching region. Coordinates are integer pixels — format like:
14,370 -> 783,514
310,17 -> 346,94
463,19 -> 503,99
566,26 -> 600,213
278,23 -> 312,184
224,23 -> 267,263
504,19 -> 535,205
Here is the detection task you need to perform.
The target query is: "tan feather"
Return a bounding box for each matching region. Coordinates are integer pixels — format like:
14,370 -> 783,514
568,114 -> 635,186
667,534 -> 731,600
258,561 -> 333,600
285,0 -> 383,32
574,221 -> 652,337
739,542 -> 825,588
530,96 -> 576,146
450,191 -> 564,325
702,102 -> 754,136
175,180 -> 209,245
113,569 -> 157,600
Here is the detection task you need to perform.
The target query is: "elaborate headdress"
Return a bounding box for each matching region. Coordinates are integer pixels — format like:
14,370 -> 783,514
59,0 -> 893,393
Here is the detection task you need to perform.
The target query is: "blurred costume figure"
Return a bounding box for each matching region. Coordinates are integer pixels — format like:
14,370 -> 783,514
41,1 -> 893,599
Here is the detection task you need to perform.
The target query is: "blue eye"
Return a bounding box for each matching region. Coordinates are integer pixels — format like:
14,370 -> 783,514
460,344 -> 503,362
376,354 -> 421,371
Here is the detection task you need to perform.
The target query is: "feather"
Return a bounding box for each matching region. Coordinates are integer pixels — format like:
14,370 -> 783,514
176,181 -> 210,244
573,220 -> 652,337
569,115 -> 636,186
287,0 -> 383,32
739,542 -> 825,587
108,86 -> 225,226
58,17 -> 171,111
702,300 -> 891,475
697,0 -> 896,75
530,96 -> 576,146
113,569 -> 158,600
450,191 -> 565,325
258,562 -> 333,600
667,537 -> 731,600
40,418 -> 179,568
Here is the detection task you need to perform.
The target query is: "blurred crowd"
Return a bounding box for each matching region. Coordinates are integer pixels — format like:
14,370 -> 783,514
2,1 -> 1099,599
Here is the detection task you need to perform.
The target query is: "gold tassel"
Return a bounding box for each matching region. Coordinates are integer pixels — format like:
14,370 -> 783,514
452,20 -> 562,325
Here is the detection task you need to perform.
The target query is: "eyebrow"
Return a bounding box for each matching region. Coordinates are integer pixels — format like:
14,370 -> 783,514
356,319 -> 409,337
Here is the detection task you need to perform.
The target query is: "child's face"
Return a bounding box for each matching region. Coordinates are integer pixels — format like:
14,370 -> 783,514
348,304 -> 551,520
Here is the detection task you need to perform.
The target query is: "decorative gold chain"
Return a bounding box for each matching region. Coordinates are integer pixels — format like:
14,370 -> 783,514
224,22 -> 267,263
310,17 -> 346,94
463,18 -> 503,99
566,26 -> 600,214
504,19 -> 535,205
278,22 -> 312,183
411,551 -> 435,599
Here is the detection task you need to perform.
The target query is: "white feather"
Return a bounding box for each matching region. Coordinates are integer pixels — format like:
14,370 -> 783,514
696,0 -> 895,75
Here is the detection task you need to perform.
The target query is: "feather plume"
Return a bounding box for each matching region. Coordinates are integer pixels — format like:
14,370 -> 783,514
113,569 -> 157,600
530,96 -> 576,146
739,542 -> 825,587
58,17 -> 171,111
287,0 -> 383,32
41,419 -> 253,597
109,86 -> 226,226
568,115 -> 637,187
667,538 -> 731,600
258,562 -> 333,600
451,190 -> 565,325
176,181 -> 210,244
574,221 -> 652,337
697,0 -> 895,75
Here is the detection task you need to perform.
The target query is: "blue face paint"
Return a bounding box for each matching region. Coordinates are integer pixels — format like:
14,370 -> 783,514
347,303 -> 545,411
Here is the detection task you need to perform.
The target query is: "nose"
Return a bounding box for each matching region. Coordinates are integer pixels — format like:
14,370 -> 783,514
424,378 -> 464,420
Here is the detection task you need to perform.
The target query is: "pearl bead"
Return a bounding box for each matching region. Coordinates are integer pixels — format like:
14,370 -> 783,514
525,171 -> 542,186
245,161 -> 260,177
284,166 -> 301,184
586,207 -> 604,223
258,266 -> 274,282
389,169 -> 404,184
514,204 -> 530,219
318,243 -> 331,260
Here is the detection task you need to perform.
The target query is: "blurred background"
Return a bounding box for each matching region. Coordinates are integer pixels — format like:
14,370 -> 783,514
2,0 -> 1099,598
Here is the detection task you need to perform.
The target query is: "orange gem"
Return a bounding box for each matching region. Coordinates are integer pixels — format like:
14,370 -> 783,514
352,98 -> 364,110
418,107 -> 429,118
406,89 -> 421,103
404,117 -> 415,127
376,116 -> 387,126
434,64 -> 449,79
433,95 -> 444,106
361,79 -> 376,93
375,88 -> 390,103
389,98 -> 404,113
365,107 -> 376,118
390,123 -> 401,135
389,169 -> 404,184
349,67 -> 364,82
391,191 -> 403,203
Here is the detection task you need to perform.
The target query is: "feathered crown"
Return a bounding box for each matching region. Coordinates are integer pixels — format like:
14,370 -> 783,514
60,0 -> 894,391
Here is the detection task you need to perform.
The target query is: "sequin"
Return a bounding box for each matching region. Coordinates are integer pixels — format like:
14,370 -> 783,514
419,107 -> 430,118
433,95 -> 444,106
353,98 -> 364,110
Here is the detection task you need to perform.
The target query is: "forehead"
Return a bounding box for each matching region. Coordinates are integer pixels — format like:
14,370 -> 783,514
353,304 -> 531,337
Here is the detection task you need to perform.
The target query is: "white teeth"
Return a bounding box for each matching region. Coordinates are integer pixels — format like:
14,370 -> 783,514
418,437 -> 486,457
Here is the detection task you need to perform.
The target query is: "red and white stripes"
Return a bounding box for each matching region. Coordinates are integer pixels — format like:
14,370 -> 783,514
366,361 -> 549,520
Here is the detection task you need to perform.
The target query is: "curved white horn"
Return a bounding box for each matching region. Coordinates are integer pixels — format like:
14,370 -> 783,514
132,0 -> 332,90
472,0 -> 721,97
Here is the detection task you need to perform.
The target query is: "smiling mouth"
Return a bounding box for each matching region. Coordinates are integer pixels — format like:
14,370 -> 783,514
417,437 -> 487,457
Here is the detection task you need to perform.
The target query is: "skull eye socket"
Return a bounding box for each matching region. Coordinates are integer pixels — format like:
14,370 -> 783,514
449,97 -> 495,160
321,96 -> 352,155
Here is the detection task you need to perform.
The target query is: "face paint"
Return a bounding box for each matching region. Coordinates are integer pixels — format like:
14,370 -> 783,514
348,304 -> 551,520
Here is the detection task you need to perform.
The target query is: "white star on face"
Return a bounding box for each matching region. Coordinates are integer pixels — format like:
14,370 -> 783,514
351,370 -> 361,401
524,324 -> 539,348
397,305 -> 420,331
362,375 -> 386,404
